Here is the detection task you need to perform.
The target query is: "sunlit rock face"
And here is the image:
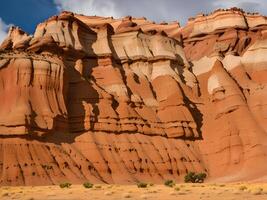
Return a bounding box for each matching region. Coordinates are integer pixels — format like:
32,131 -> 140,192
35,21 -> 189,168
1,8 -> 267,185
182,8 -> 267,181
0,53 -> 67,136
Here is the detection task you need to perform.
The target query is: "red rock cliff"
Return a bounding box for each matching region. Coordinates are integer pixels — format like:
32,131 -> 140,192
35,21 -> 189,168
1,8 -> 267,185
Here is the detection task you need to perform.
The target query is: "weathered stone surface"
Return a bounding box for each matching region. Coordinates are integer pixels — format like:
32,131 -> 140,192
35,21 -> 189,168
1,8 -> 267,185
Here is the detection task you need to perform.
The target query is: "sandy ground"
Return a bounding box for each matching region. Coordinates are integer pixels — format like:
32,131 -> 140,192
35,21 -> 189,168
1,183 -> 267,200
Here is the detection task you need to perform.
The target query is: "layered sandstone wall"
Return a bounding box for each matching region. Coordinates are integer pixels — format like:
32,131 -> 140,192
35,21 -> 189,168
0,8 -> 267,185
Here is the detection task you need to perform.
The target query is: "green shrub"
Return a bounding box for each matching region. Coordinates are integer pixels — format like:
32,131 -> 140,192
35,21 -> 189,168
137,182 -> 148,188
164,180 -> 175,187
59,182 -> 72,188
184,172 -> 207,183
83,182 -> 94,188
184,172 -> 195,183
196,173 -> 207,182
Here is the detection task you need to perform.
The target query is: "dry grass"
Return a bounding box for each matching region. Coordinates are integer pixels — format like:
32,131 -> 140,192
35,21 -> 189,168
104,191 -> 114,196
250,187 -> 263,195
1,183 -> 267,200
140,194 -> 149,199
238,185 -> 247,191
94,185 -> 102,189
1,192 -> 9,197
122,193 -> 131,198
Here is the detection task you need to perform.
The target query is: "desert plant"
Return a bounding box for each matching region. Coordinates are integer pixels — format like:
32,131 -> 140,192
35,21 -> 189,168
184,172 -> 207,183
195,172 -> 207,183
174,186 -> 180,191
137,182 -> 148,188
251,187 -> 263,195
149,183 -> 154,186
59,182 -> 72,188
239,185 -> 247,191
83,182 -> 93,188
184,172 -> 195,183
122,193 -> 131,198
164,180 -> 175,187
94,185 -> 102,189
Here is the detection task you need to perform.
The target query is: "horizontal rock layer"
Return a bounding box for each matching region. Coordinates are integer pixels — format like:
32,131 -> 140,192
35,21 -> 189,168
0,8 -> 267,185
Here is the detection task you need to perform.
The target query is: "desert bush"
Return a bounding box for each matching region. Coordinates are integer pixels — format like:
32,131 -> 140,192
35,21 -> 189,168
137,182 -> 148,188
239,185 -> 247,191
174,186 -> 180,191
184,172 -> 207,183
184,172 -> 195,183
59,182 -> 72,188
83,182 -> 93,188
164,180 -> 175,187
195,173 -> 207,182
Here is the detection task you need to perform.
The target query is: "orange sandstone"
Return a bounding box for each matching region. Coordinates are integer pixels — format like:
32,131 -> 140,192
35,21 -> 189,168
0,8 -> 267,186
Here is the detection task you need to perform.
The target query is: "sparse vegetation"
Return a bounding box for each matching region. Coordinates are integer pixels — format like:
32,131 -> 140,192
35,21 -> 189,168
184,172 -> 207,183
83,182 -> 93,188
104,191 -> 114,196
137,182 -> 148,188
239,185 -> 247,191
122,193 -> 131,198
59,182 -> 72,188
1,192 -> 9,197
164,180 -> 175,187
94,185 -> 102,189
174,186 -> 180,191
140,194 -> 149,199
251,187 -> 263,195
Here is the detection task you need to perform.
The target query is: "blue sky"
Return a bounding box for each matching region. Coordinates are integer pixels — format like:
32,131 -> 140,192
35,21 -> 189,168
1,0 -> 267,42
0,0 -> 57,33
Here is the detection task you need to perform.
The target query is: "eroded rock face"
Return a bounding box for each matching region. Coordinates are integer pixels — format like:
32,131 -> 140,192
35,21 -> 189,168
0,53 -> 67,135
1,8 -> 267,185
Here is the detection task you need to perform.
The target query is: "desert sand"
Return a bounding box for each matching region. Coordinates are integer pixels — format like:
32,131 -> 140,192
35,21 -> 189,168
1,183 -> 267,200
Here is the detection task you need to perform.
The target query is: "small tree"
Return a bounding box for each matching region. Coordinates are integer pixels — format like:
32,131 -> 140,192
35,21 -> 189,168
83,182 -> 94,188
184,172 -> 207,183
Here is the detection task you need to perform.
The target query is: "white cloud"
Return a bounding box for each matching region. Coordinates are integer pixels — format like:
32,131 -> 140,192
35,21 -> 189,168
54,0 -> 121,18
52,0 -> 215,24
213,0 -> 267,14
0,18 -> 10,44
53,0 -> 267,25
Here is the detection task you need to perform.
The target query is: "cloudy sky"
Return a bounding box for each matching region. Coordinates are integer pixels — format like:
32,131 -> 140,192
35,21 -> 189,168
0,0 -> 267,42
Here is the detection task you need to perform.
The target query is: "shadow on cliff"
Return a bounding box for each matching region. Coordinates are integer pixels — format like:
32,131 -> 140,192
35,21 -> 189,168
180,86 -> 203,140
171,57 -> 203,140
27,25 -> 101,144
11,24 -> 203,144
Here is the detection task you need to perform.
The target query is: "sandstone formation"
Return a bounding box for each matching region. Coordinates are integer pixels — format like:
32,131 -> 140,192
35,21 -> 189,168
1,8 -> 267,185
